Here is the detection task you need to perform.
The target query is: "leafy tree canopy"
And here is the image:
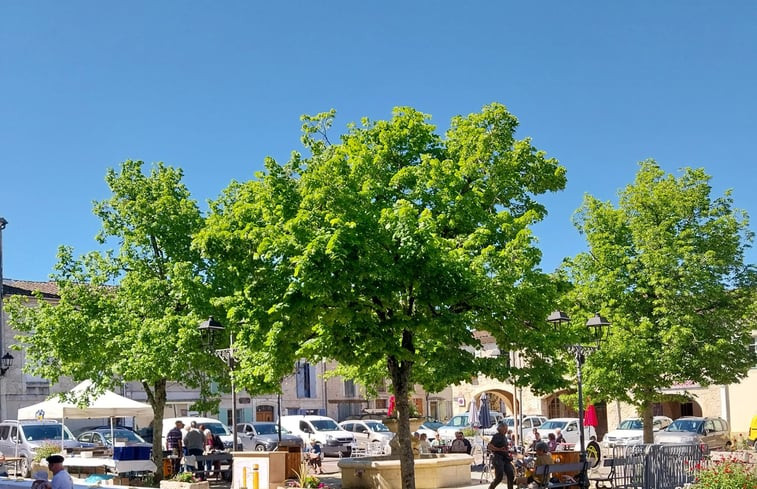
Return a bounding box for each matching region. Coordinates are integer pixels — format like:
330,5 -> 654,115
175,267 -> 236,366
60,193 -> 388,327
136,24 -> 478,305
198,104 -> 570,489
563,160 -> 756,442
6,160 -> 218,473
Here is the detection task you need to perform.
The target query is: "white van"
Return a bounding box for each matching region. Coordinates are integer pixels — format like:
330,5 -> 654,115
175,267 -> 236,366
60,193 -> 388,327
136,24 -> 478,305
162,416 -> 242,451
279,415 -> 355,457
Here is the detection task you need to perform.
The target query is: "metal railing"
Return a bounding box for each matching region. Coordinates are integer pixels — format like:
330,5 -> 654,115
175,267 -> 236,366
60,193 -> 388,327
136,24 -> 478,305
602,444 -> 706,489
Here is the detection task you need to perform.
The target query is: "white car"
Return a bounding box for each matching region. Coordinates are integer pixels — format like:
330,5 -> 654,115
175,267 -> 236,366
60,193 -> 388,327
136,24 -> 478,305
602,416 -> 673,449
339,419 -> 395,449
537,418 -> 601,466
436,411 -> 505,442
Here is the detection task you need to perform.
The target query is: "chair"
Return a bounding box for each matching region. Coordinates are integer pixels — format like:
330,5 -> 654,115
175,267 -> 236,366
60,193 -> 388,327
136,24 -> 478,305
349,441 -> 368,458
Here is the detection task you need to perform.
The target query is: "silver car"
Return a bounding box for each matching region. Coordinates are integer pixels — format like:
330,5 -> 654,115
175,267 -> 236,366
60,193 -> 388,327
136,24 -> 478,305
655,416 -> 731,451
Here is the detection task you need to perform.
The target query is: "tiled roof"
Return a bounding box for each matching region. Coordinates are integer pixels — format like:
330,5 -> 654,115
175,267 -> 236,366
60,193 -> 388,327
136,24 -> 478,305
1,279 -> 60,298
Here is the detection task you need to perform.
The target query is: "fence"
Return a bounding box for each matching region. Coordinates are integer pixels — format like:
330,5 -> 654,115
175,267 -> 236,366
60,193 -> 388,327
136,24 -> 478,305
607,444 -> 706,489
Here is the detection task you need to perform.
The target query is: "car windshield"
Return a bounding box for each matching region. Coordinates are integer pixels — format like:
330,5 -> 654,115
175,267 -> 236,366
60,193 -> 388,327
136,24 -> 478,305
665,420 -> 703,433
618,419 -> 643,430
539,420 -> 568,430
311,419 -> 340,431
422,421 -> 443,430
444,415 -> 468,427
104,429 -> 145,443
204,422 -> 230,436
23,424 -> 75,441
253,424 -> 280,435
365,422 -> 390,432
501,418 -> 515,427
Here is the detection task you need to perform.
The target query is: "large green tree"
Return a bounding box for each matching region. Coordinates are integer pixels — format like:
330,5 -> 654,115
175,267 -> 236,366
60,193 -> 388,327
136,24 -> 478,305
6,160 -> 215,475
563,160 -> 756,443
198,104 -> 570,489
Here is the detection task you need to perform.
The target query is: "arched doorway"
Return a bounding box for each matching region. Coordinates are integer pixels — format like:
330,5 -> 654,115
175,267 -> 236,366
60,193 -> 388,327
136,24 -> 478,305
658,399 -> 702,419
474,388 -> 515,416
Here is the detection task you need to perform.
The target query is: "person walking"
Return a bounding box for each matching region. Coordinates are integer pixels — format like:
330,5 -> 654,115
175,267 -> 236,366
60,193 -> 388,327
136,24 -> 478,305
487,421 -> 514,489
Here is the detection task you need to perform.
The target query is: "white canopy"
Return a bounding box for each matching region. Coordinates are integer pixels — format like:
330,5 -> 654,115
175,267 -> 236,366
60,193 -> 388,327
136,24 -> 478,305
18,380 -> 153,419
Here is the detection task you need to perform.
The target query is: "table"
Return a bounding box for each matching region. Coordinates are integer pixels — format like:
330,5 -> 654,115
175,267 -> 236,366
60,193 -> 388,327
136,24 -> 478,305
2,458 -> 22,476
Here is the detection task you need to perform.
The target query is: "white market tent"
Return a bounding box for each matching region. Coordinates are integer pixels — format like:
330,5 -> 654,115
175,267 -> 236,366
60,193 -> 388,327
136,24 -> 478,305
18,380 -> 153,420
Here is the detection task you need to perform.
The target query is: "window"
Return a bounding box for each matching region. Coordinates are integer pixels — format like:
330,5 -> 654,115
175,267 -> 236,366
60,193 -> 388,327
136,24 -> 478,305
344,379 -> 356,398
751,336 -> 757,366
296,362 -> 317,398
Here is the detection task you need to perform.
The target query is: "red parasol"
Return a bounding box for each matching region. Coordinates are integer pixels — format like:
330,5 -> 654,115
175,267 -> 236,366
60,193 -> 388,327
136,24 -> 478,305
387,395 -> 395,417
584,404 -> 598,427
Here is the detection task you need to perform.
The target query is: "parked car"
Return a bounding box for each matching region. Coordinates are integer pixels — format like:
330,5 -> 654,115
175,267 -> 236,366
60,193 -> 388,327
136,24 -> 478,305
655,416 -> 731,451
501,415 -> 548,442
279,415 -> 355,457
236,422 -> 303,451
416,420 -> 444,440
602,416 -> 673,449
0,420 -> 85,477
339,419 -> 395,448
436,411 -> 505,442
537,418 -> 600,466
77,427 -> 151,448
749,415 -> 757,449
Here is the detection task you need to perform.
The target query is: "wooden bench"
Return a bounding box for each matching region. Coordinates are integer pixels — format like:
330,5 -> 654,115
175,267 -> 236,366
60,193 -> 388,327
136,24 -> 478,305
533,461 -> 589,488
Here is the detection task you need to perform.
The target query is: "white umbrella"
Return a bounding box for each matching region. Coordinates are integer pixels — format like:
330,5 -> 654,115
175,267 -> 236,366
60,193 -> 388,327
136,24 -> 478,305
468,397 -> 480,428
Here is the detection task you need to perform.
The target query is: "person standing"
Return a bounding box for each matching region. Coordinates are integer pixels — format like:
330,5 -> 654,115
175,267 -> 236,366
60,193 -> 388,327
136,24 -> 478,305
487,421 -> 514,489
46,455 -> 73,489
166,420 -> 185,475
184,421 -> 205,478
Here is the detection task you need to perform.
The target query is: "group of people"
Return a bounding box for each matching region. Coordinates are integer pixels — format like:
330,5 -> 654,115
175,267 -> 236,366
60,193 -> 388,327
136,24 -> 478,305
409,430 -> 474,456
527,427 -> 565,453
165,420 -> 226,479
486,421 -> 565,489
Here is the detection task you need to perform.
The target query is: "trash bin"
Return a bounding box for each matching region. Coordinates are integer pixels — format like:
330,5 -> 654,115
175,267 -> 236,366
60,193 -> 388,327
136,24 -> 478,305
278,445 -> 302,478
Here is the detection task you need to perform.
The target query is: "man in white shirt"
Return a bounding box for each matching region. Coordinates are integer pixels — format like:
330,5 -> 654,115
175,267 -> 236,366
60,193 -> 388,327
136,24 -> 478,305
46,455 -> 73,489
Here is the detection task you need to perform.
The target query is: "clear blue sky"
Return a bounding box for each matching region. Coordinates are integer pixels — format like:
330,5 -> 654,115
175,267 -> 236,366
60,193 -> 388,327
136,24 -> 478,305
2,1 -> 755,282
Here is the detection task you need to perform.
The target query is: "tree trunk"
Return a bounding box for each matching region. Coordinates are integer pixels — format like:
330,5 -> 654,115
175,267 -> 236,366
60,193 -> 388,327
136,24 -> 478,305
640,401 -> 654,444
145,379 -> 168,480
388,329 -> 415,489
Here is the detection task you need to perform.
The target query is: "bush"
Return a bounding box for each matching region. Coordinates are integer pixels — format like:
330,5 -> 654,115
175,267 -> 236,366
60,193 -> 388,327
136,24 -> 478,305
691,457 -> 757,489
33,442 -> 62,463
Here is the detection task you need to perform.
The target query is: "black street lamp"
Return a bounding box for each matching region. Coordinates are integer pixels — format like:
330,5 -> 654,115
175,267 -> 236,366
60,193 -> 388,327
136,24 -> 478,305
547,311 -> 611,488
198,316 -> 239,451
0,352 -> 14,376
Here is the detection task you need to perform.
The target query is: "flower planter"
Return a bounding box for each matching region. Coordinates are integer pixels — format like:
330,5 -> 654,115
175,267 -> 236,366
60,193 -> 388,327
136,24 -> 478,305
160,480 -> 210,489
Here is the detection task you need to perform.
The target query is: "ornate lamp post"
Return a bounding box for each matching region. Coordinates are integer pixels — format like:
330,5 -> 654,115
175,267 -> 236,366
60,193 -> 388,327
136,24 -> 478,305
547,311 -> 610,488
198,316 -> 239,451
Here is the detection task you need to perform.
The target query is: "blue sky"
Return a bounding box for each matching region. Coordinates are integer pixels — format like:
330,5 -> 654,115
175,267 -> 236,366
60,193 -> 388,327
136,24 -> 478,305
1,1 -> 755,282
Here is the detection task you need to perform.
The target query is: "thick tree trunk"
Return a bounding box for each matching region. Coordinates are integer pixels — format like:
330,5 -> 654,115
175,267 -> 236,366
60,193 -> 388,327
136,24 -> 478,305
145,378 -> 168,480
640,401 -> 654,444
388,329 -> 415,489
